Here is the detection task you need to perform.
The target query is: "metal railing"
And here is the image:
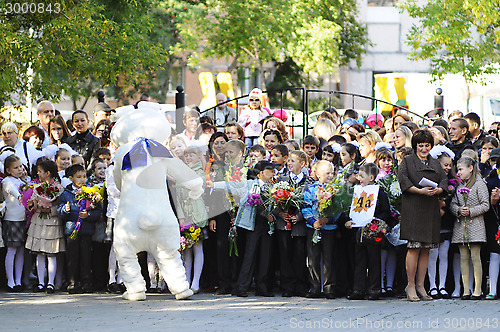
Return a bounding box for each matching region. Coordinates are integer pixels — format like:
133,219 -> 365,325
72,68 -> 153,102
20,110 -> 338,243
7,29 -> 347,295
198,87 -> 433,139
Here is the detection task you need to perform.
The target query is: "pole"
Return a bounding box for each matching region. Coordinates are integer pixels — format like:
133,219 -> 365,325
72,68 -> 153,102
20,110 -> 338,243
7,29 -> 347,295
175,85 -> 185,133
302,88 -> 308,139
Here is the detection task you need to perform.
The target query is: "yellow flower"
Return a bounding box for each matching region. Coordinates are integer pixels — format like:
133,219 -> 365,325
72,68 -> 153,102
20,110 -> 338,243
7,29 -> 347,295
189,226 -> 195,232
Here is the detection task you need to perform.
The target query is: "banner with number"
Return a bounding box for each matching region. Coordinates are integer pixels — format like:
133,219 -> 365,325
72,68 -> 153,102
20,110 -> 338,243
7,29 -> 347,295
349,184 -> 379,227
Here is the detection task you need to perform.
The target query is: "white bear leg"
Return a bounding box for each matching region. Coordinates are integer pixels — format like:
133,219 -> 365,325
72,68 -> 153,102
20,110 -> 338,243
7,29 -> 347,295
153,248 -> 192,299
114,242 -> 146,300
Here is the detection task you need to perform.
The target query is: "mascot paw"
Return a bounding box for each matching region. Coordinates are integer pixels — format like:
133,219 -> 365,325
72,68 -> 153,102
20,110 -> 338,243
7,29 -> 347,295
122,291 -> 147,301
175,288 -> 194,300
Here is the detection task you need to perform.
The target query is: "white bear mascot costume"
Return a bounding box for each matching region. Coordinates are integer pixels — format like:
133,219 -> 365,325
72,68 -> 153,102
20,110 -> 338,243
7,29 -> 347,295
111,107 -> 203,301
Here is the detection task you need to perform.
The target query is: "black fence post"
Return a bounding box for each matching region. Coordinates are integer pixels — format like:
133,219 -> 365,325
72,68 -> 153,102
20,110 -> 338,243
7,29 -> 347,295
434,88 -> 444,113
175,85 -> 185,133
303,88 -> 308,139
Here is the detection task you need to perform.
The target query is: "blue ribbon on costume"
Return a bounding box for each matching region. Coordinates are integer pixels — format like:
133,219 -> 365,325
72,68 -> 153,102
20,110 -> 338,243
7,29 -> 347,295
122,137 -> 172,170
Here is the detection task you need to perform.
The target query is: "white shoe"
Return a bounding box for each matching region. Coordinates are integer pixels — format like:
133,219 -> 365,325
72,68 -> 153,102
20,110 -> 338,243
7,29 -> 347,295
122,291 -> 146,301
175,288 -> 194,300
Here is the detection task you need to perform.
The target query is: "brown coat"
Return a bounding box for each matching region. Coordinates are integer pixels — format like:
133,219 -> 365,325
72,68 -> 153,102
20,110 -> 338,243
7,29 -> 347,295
398,153 -> 448,243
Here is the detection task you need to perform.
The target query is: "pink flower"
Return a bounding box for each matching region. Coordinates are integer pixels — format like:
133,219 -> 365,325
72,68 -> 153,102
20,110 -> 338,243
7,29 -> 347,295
458,188 -> 470,195
369,224 -> 378,231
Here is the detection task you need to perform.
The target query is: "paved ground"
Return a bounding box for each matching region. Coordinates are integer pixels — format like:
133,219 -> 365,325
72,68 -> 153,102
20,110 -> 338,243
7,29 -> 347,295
0,291 -> 499,331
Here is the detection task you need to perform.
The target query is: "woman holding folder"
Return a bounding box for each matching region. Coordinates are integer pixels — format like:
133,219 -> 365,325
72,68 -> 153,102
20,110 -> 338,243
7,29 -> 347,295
398,130 -> 448,302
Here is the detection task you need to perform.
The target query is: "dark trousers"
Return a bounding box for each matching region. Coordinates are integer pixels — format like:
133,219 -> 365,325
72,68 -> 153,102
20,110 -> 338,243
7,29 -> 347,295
306,228 -> 337,294
91,241 -> 111,291
215,212 -> 241,290
277,230 -> 307,293
237,215 -> 273,293
66,235 -> 92,287
353,240 -> 381,294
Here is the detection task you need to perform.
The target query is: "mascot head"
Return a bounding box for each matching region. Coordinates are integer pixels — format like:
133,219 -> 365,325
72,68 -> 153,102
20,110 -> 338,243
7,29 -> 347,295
111,106 -> 172,148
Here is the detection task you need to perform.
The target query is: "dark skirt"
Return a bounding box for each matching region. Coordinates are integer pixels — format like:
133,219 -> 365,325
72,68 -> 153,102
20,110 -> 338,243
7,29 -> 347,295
2,220 -> 26,247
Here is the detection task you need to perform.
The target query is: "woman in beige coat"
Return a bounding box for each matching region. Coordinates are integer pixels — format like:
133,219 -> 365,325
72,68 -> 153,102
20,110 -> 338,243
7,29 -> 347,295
450,157 -> 489,300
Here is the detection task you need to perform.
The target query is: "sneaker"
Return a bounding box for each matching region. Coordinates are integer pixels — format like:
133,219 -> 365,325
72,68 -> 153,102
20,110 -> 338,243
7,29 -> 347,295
485,294 -> 497,300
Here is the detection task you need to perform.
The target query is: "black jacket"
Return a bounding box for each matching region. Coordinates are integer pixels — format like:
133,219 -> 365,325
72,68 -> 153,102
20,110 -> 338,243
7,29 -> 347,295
66,130 -> 100,167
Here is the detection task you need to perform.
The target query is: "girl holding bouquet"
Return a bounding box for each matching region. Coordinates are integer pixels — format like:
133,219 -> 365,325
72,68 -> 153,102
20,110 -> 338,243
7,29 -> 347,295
450,157 -> 489,300
175,146 -> 209,293
2,155 -> 27,292
25,160 -> 65,293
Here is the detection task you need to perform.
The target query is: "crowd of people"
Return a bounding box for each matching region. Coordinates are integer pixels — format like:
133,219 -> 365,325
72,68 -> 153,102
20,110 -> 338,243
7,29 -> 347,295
1,88 -> 500,303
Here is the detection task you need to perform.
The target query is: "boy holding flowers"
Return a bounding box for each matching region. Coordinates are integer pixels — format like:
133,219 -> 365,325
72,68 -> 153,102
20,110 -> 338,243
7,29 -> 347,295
207,160 -> 279,297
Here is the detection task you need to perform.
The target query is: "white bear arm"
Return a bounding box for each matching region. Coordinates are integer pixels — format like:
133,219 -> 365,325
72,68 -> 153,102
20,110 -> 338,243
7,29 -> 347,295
166,158 -> 204,199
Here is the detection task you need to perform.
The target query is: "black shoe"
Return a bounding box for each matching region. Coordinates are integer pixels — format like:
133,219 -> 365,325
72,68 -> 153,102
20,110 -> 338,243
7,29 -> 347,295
305,291 -> 322,299
439,288 -> 451,299
347,291 -> 365,300
118,283 -> 126,293
471,294 -> 482,300
6,286 -> 15,292
146,287 -> 157,293
216,287 -> 232,295
383,287 -> 395,298
255,290 -> 274,297
13,285 -> 23,293
236,290 -> 248,297
324,292 -> 337,299
107,282 -> 122,294
67,284 -> 83,294
46,284 -> 55,294
282,291 -> 293,297
34,284 -> 45,293
367,292 -> 381,300
461,294 -> 471,300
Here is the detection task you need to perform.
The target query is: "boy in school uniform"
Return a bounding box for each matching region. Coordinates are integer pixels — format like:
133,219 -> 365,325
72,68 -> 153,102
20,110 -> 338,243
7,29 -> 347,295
301,160 -> 339,299
274,150 -> 314,297
302,135 -> 320,165
270,144 -> 289,177
207,160 -> 279,297
58,164 -> 103,293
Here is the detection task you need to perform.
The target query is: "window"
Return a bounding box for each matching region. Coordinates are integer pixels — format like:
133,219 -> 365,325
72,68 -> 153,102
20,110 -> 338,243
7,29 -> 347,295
368,0 -> 398,7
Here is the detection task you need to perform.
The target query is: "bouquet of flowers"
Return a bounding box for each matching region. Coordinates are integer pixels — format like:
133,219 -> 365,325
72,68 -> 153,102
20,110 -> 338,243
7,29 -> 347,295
361,217 -> 388,243
246,192 -> 263,206
446,176 -> 460,198
312,179 -> 353,245
458,187 -> 471,248
262,181 -> 305,230
495,226 -> 500,246
179,224 -> 202,251
69,185 -> 105,239
316,181 -> 353,220
377,167 -> 402,215
32,181 -> 64,219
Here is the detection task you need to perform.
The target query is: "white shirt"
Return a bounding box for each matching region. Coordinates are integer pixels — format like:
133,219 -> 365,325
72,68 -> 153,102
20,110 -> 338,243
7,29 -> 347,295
2,176 -> 26,221
0,139 -> 44,170
290,172 -> 304,184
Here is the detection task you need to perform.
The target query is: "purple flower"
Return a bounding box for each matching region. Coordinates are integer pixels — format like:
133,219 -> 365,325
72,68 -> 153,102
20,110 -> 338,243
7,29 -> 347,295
458,188 -> 470,195
448,185 -> 455,191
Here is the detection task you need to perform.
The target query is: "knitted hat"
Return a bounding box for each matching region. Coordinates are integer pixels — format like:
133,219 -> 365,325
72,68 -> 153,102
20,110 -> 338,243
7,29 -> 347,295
249,88 -> 263,102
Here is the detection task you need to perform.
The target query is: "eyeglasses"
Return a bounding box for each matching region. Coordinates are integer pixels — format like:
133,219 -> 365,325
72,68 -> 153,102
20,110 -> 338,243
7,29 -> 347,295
249,98 -> 260,102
